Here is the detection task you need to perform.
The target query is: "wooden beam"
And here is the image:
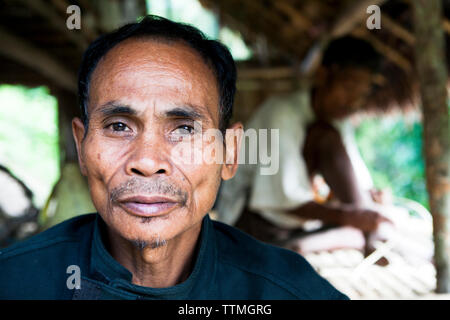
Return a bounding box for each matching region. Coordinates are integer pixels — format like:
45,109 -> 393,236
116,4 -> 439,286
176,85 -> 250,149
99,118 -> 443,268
381,13 -> 415,45
238,66 -> 294,79
18,0 -> 89,52
412,0 -> 450,293
272,1 -> 311,31
0,27 -> 77,92
236,79 -> 294,91
330,0 -> 387,38
238,0 -> 305,56
352,27 -> 413,72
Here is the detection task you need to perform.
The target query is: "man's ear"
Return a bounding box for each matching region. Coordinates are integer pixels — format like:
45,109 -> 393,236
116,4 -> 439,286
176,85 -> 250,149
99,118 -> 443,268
221,122 -> 244,181
72,117 -> 87,176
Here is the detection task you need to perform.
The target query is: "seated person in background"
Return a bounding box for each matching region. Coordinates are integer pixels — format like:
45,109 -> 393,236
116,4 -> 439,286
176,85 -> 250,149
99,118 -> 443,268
215,37 -> 393,256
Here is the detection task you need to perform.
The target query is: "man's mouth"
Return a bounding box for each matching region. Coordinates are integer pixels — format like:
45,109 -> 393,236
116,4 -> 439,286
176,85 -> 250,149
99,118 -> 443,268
117,195 -> 179,217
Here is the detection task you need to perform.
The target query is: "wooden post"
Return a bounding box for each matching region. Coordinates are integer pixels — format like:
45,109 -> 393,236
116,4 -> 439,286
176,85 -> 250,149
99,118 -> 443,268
55,90 -> 80,166
39,88 -> 96,229
412,0 -> 450,293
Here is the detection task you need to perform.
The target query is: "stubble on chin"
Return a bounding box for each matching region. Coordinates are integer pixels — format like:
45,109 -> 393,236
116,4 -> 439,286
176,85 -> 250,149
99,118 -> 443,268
131,236 -> 168,251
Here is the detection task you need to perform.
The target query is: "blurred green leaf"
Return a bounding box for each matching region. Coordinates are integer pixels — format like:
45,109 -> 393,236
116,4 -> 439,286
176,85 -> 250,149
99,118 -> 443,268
354,114 -> 429,209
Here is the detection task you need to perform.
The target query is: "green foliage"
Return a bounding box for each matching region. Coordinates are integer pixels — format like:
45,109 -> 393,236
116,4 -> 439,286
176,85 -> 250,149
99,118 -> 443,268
0,85 -> 60,208
354,114 -> 429,209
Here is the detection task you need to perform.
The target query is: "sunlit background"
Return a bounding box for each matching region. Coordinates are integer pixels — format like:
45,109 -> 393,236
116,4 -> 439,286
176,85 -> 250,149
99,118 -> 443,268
0,85 -> 59,208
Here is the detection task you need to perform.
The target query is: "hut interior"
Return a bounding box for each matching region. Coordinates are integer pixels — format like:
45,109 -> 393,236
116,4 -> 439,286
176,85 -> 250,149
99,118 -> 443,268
0,0 -> 449,299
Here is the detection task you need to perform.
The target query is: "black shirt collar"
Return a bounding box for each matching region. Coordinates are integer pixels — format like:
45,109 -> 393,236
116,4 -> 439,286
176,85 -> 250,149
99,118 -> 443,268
88,213 -> 217,299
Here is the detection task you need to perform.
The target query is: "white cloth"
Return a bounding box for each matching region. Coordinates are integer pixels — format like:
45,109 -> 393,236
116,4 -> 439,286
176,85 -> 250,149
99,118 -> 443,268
215,89 -> 373,229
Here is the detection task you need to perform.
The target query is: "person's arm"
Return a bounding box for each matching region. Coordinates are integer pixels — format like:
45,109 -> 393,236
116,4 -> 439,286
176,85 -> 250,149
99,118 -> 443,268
286,201 -> 391,233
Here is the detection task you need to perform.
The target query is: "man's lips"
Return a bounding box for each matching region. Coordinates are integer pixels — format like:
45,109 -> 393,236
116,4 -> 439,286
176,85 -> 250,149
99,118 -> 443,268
117,195 -> 179,217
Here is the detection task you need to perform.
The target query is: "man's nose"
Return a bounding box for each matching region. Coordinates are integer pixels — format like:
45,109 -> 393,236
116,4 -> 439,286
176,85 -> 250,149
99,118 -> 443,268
125,139 -> 172,177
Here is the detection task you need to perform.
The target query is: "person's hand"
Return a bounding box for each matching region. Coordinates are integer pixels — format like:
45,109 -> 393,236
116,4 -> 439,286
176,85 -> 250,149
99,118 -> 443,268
343,208 -> 393,233
369,188 -> 392,205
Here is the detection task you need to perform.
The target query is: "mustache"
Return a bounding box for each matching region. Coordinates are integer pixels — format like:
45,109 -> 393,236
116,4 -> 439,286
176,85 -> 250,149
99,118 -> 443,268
110,177 -> 188,204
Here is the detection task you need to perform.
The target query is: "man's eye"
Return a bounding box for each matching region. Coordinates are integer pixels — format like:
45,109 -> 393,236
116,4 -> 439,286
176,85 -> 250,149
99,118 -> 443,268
169,124 -> 195,142
174,125 -> 194,135
107,122 -> 130,132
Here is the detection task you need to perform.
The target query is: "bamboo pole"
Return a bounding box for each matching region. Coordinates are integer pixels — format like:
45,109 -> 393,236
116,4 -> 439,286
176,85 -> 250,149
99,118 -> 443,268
412,0 -> 450,293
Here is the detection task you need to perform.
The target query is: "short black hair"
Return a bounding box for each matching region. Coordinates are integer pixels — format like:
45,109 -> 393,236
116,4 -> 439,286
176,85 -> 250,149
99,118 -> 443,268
322,36 -> 380,72
78,15 -> 236,132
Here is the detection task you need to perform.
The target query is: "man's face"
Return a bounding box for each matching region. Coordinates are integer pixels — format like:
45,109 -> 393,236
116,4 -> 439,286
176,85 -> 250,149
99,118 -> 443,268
73,39 -> 240,247
314,66 -> 372,120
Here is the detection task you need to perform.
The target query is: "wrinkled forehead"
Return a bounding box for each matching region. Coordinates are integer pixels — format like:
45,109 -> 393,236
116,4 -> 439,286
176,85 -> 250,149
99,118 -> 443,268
88,38 -> 220,122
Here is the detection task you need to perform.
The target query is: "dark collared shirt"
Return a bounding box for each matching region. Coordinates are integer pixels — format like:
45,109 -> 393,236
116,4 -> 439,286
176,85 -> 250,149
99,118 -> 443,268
0,213 -> 348,299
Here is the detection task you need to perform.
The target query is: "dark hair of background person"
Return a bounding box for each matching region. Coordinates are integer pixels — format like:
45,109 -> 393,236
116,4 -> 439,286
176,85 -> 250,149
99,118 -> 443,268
311,36 -> 382,105
78,15 -> 237,134
321,36 -> 381,72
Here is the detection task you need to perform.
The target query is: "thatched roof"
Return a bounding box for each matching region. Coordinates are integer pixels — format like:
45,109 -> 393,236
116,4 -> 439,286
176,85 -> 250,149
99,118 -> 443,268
201,0 -> 450,113
0,0 -> 147,111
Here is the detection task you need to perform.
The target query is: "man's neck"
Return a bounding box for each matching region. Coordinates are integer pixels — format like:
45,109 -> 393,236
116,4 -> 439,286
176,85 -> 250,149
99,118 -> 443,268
106,221 -> 202,288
